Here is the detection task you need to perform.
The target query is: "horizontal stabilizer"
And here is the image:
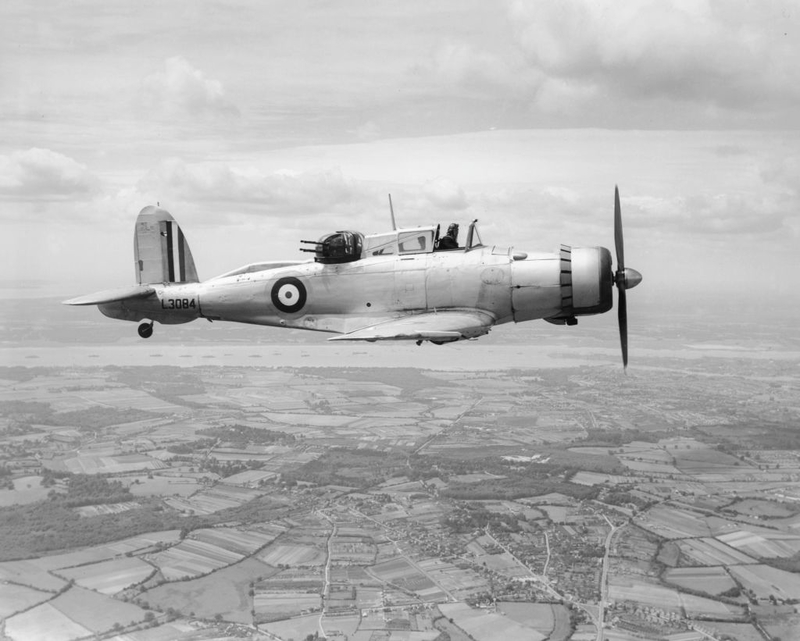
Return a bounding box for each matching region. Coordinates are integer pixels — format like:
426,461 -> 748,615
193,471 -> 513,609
329,310 -> 494,343
62,285 -> 156,306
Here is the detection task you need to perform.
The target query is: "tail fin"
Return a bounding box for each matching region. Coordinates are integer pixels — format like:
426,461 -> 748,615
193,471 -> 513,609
134,206 -> 199,284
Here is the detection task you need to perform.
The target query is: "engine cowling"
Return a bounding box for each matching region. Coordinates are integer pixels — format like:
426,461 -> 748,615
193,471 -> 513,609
545,245 -> 613,325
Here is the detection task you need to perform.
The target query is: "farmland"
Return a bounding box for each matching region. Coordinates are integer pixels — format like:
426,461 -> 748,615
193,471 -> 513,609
439,602 -> 547,641
728,564 -> 800,601
149,537 -> 245,580
143,557 -> 279,623
662,566 -> 738,596
2,315 -> 800,640
56,556 -> 154,594
5,586 -> 149,641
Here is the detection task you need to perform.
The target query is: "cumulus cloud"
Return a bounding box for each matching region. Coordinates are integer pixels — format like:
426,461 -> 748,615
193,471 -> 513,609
139,57 -> 240,119
508,0 -> 800,115
422,177 -> 468,210
425,40 -> 531,96
137,158 -> 363,216
628,192 -> 791,238
352,121 -> 382,141
0,148 -> 98,201
415,1 -> 799,126
760,154 -> 800,195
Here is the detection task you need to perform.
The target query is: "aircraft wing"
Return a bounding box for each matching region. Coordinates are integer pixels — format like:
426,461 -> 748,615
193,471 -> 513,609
329,310 -> 494,343
62,285 -> 156,306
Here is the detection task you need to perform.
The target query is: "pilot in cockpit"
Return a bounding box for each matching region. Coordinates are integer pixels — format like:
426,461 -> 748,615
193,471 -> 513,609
436,223 -> 459,250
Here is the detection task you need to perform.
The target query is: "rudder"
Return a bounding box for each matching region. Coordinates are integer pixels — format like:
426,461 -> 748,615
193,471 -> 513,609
134,206 -> 199,285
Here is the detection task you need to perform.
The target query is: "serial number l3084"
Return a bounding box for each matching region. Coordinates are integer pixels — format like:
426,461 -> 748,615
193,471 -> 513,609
161,298 -> 197,309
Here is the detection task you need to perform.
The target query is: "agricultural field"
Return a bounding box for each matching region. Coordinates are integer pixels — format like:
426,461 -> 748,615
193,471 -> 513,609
99,530 -> 182,556
439,602 -> 547,641
728,564 -> 800,601
57,556 -> 154,594
31,546 -> 122,571
259,613 -> 321,640
706,622 -> 765,641
126,474 -> 204,497
0,558 -> 68,591
609,576 -> 744,619
727,498 -> 798,518
636,505 -> 720,539
717,529 -> 800,559
259,541 -> 326,566
75,500 -> 140,517
23,530 -> 181,578
5,586 -> 149,641
3,333 -> 800,639
253,592 -> 321,622
571,471 -> 630,486
192,526 -> 281,555
54,453 -> 167,474
673,447 -> 749,473
497,602 -> 572,641
163,484 -> 262,514
221,469 -> 277,486
148,537 -> 244,580
368,557 -> 447,601
5,602 -> 93,641
610,576 -> 701,612
53,585 -> 149,631
258,567 -> 323,592
758,606 -> 800,641
676,537 -> 756,566
370,557 -> 426,583
662,566 -> 738,596
0,475 -> 51,506
143,557 -> 278,623
0,583 -> 51,618
354,586 -> 383,608
616,458 -> 682,475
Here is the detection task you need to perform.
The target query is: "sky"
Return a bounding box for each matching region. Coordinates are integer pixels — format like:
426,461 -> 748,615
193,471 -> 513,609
1,0 -> 799,322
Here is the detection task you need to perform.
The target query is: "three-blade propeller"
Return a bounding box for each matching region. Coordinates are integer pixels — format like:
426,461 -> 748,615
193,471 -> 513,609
613,186 -> 642,369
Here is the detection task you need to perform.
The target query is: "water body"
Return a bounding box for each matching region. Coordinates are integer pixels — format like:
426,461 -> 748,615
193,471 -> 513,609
2,342 -> 796,370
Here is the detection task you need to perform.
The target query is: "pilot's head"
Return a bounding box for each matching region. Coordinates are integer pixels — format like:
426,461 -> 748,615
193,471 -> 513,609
447,223 -> 459,238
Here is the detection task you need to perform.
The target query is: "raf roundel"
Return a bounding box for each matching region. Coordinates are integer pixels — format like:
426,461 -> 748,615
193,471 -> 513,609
271,277 -> 307,314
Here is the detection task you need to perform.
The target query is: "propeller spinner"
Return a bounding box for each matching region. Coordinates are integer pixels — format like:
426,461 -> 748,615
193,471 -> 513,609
613,186 -> 642,369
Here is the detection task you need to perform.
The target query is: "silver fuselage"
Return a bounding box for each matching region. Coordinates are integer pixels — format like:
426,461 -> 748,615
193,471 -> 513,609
99,245 -> 582,333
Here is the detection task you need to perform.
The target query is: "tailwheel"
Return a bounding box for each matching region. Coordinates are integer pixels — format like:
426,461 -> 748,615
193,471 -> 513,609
137,322 -> 154,339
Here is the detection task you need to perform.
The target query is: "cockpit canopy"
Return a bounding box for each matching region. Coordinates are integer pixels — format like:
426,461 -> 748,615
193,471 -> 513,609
301,230 -> 365,264
301,221 -> 484,264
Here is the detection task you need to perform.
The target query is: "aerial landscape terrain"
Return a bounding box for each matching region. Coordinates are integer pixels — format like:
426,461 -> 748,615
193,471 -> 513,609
3,1 -> 800,640
0,297 -> 798,641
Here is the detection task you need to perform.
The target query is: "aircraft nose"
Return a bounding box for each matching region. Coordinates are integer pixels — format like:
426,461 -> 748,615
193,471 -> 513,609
622,267 -> 642,290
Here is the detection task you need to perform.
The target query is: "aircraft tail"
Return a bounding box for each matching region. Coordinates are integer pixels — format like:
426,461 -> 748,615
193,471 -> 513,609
134,206 -> 199,285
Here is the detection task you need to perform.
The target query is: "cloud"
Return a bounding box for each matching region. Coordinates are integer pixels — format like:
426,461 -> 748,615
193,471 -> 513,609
424,40 -> 530,96
507,0 -> 800,116
137,158 -> 365,216
139,57 -> 240,120
352,121 -> 382,142
760,154 -> 800,195
0,148 -> 98,201
413,1 -> 799,127
628,192 -> 793,239
422,177 -> 468,210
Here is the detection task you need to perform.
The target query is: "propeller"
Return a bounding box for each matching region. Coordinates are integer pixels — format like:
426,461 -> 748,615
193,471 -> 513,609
613,186 -> 642,369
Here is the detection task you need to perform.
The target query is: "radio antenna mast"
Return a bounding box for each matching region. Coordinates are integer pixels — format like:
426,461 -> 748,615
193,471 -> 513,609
388,194 -> 397,230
